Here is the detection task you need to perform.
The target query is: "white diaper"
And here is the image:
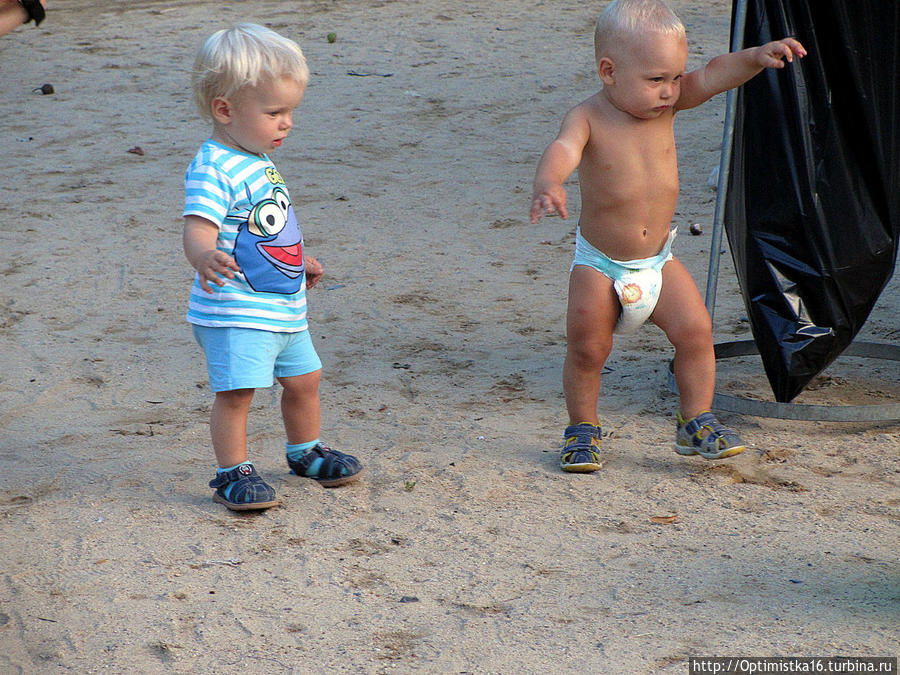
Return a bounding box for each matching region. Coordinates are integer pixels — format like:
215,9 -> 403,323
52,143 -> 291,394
572,228 -> 676,334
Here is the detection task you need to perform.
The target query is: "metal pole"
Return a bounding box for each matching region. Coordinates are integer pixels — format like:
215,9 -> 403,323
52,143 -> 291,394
704,0 -> 749,321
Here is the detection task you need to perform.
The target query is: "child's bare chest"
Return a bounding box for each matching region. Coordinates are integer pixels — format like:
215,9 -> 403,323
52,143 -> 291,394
584,119 -> 677,182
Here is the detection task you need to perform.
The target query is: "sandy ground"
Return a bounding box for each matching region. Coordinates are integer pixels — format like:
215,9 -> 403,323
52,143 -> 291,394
1,1 -> 897,673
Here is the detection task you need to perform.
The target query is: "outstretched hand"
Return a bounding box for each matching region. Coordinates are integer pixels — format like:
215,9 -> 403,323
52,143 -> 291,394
756,38 -> 807,69
530,185 -> 569,223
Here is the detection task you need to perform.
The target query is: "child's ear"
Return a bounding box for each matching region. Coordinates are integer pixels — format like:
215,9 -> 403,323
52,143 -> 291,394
598,57 -> 615,84
210,96 -> 232,124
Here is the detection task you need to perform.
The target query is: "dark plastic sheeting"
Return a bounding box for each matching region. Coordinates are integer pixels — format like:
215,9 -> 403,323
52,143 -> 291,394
724,0 -> 899,402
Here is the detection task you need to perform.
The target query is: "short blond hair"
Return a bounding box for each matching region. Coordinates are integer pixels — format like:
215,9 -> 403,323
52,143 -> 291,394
192,23 -> 309,120
594,0 -> 685,65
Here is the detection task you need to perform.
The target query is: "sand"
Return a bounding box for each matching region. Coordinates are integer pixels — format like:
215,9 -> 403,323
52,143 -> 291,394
1,1 -> 897,673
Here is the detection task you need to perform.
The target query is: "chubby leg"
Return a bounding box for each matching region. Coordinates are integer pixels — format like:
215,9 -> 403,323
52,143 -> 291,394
651,260 -> 745,459
278,369 -> 322,445
208,388 -> 280,510
210,388 -> 255,468
279,369 -> 363,485
563,265 -> 620,425
650,257 -> 715,419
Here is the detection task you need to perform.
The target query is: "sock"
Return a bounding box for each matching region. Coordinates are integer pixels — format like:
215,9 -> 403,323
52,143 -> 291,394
216,461 -> 252,500
286,440 -> 319,463
217,460 -> 252,473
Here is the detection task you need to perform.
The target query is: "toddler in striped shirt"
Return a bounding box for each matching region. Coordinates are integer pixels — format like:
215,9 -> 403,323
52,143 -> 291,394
183,23 -> 363,511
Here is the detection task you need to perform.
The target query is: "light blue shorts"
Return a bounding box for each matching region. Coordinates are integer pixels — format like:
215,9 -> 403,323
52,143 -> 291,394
192,325 -> 322,392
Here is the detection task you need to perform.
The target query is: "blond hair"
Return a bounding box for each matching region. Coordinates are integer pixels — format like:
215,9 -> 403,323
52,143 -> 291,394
192,23 -> 309,119
594,0 -> 685,65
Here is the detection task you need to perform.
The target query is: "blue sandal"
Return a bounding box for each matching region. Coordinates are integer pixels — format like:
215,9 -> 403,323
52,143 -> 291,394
287,443 -> 363,487
675,411 -> 746,459
560,423 -> 603,473
208,463 -> 279,511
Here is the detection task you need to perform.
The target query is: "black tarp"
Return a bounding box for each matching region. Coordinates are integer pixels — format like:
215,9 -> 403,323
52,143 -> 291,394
723,0 -> 899,402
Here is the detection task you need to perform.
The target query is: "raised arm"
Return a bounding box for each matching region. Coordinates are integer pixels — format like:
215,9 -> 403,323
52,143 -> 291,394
676,38 -> 806,111
530,105 -> 592,223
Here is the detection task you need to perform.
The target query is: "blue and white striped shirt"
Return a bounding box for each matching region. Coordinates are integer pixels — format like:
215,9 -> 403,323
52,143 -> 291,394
184,140 -> 309,333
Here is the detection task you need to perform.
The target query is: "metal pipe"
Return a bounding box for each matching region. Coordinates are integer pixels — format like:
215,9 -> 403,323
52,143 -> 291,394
704,0 -> 749,321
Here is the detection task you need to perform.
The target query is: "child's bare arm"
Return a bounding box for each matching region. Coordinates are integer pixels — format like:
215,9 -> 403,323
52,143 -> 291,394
183,215 -> 240,293
530,107 -> 591,223
677,38 -> 806,111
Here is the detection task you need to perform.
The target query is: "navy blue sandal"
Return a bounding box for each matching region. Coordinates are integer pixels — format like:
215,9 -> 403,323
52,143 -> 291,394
208,463 -> 279,511
560,423 -> 603,473
287,443 -> 363,487
675,411 -> 746,459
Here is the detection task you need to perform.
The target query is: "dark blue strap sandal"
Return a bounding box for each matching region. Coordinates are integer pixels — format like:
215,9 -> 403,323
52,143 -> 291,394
208,463 -> 279,511
287,443 -> 364,487
675,411 -> 746,459
560,423 -> 603,473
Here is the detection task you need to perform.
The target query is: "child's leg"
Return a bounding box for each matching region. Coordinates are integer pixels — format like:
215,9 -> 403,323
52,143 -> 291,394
277,370 -> 322,444
278,369 -> 363,485
651,261 -> 745,459
650,258 -> 715,418
210,388 -> 255,468
208,389 -> 278,509
563,265 -> 620,425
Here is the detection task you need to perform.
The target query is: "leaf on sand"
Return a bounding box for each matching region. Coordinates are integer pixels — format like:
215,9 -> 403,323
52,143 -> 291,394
649,514 -> 678,524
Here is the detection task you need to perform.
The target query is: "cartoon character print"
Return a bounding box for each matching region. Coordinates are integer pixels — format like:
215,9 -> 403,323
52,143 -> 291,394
620,283 -> 643,305
233,171 -> 305,294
